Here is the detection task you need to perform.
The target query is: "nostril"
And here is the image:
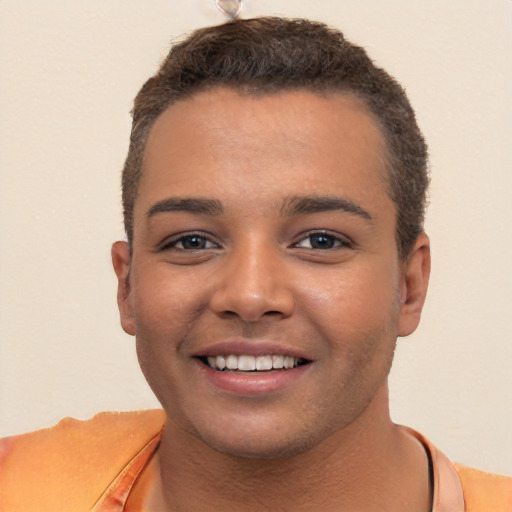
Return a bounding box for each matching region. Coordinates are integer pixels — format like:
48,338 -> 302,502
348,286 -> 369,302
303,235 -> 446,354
218,311 -> 281,322
220,310 -> 240,319
209,275 -> 296,322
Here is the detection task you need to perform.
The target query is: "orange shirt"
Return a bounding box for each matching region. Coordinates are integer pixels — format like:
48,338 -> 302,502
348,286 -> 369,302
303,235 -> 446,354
0,410 -> 510,511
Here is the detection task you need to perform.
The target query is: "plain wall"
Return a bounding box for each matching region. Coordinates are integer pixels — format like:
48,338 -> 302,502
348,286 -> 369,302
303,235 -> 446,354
1,1 -> 511,475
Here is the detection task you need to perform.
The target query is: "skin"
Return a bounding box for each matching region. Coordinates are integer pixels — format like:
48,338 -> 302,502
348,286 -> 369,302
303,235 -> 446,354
112,88 -> 431,511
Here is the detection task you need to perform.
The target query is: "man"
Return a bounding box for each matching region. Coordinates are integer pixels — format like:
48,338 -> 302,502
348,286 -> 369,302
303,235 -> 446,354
1,16 -> 510,511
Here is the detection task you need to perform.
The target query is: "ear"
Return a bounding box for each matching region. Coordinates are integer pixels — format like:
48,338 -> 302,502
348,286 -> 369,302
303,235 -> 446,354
397,232 -> 431,337
112,241 -> 136,336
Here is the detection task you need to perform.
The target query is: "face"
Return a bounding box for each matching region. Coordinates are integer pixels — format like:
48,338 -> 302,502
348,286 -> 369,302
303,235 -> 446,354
113,88 -> 429,459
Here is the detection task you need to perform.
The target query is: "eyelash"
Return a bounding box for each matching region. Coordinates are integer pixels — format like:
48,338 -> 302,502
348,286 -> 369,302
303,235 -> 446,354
291,230 -> 353,250
160,230 -> 352,252
160,232 -> 220,251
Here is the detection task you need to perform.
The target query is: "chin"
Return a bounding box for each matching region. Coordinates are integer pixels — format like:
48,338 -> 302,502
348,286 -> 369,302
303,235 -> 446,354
189,417 -> 328,460
206,435 -> 315,460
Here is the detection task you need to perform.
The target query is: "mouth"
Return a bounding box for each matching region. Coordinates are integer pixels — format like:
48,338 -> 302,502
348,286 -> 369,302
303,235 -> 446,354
197,354 -> 308,372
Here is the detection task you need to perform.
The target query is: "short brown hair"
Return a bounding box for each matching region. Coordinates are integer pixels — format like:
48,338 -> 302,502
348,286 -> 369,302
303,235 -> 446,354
122,17 -> 429,259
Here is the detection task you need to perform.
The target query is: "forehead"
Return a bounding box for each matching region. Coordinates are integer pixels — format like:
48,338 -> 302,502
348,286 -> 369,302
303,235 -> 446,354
137,88 -> 391,217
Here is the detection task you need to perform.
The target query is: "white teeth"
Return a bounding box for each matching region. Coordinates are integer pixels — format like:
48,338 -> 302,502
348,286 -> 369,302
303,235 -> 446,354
271,355 -> 284,369
256,355 -> 273,370
238,355 -> 256,371
205,354 -> 302,371
226,354 -> 238,370
284,356 -> 294,369
208,355 -> 225,370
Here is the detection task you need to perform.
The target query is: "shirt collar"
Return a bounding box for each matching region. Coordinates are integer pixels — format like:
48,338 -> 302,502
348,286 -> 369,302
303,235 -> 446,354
403,426 -> 465,512
93,425 -> 466,512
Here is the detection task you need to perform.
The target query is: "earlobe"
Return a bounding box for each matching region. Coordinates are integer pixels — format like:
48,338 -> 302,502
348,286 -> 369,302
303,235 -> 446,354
397,233 -> 431,337
111,241 -> 136,336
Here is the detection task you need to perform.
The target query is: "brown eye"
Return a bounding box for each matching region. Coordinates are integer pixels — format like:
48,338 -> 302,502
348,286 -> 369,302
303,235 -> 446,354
179,235 -> 209,250
295,232 -> 347,250
308,234 -> 337,249
162,233 -> 219,251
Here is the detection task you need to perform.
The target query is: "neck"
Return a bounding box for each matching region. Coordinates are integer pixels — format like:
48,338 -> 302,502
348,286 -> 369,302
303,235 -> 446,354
148,386 -> 431,512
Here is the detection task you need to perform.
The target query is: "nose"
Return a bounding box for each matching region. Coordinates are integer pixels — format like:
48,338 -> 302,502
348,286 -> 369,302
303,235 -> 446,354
209,243 -> 295,323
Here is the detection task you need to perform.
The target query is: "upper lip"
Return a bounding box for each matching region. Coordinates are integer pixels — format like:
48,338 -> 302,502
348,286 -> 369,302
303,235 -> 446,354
193,338 -> 312,361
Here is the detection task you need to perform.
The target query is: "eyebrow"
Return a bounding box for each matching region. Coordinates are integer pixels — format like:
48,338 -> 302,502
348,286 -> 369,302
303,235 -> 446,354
146,195 -> 372,221
280,195 -> 372,220
147,198 -> 223,218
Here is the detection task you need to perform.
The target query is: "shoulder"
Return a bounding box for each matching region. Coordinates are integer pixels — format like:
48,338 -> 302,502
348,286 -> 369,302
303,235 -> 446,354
0,409 -> 165,512
454,464 -> 512,511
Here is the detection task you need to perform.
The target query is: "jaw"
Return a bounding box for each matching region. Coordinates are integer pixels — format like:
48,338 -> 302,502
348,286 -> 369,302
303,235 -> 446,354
151,355 -> 392,461
159,377 -> 395,462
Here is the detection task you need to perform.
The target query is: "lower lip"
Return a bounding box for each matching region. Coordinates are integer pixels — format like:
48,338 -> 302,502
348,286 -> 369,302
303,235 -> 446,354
197,360 -> 312,396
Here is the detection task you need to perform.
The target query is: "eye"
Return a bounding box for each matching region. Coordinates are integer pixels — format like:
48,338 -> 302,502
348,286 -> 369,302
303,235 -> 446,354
294,231 -> 350,250
162,233 -> 219,251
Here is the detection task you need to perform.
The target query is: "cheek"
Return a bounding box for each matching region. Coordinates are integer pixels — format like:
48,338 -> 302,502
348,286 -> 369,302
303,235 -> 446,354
298,259 -> 400,335
130,263 -> 205,339
130,267 -> 193,403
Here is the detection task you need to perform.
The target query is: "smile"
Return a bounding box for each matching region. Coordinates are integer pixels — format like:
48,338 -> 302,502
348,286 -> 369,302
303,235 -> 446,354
203,354 -> 305,372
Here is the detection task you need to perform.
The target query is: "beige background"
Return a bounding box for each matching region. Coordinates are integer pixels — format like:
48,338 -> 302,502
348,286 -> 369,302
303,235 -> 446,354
1,1 -> 511,475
